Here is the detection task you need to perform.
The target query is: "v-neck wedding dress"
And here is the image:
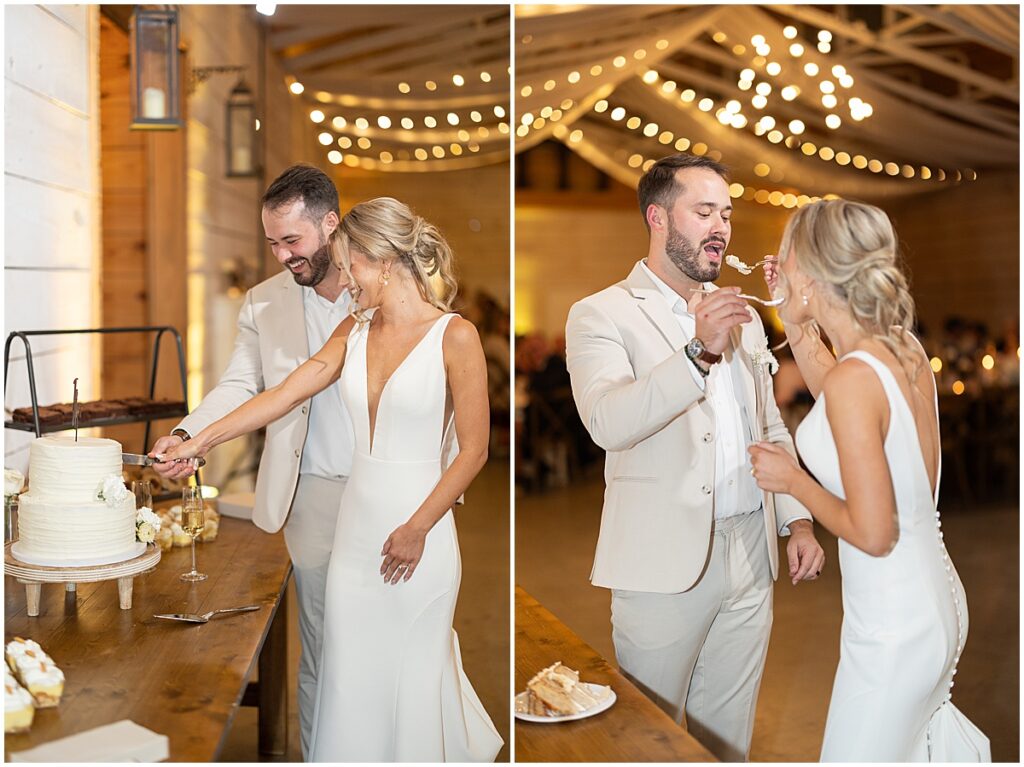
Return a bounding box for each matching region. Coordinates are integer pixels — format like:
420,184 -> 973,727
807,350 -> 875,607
307,311 -> 502,762
797,350 -> 989,762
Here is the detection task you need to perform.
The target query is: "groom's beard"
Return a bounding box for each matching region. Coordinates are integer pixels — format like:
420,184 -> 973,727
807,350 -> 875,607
285,235 -> 332,287
666,218 -> 722,283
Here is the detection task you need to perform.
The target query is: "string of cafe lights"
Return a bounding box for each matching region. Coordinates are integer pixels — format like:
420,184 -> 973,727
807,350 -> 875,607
653,24 -> 978,183
516,26 -> 977,185
640,70 -> 976,184
286,76 -> 510,169
287,68 -> 509,98
550,119 -> 834,210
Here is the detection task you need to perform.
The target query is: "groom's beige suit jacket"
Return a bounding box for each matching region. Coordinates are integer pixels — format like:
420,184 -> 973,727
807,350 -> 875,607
565,261 -> 811,594
177,270 -> 315,534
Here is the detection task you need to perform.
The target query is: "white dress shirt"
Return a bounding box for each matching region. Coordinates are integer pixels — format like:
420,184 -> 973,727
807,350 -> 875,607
640,261 -> 761,520
300,286 -> 355,479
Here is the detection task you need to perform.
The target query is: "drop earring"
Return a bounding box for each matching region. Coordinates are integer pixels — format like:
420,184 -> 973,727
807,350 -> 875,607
801,293 -> 809,306
379,262 -> 391,287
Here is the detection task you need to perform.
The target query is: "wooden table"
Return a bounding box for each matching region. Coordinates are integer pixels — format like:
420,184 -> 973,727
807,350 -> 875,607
4,516 -> 291,761
515,587 -> 716,762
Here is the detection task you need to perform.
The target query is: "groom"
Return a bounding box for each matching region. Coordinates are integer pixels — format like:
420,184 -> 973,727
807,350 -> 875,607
151,164 -> 352,758
565,153 -> 825,761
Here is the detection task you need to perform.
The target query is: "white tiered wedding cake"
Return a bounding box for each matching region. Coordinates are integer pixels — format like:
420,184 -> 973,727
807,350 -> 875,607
12,436 -> 142,567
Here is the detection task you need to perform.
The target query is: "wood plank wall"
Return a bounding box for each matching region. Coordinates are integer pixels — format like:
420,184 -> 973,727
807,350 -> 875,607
98,13 -> 188,453
4,6 -> 101,472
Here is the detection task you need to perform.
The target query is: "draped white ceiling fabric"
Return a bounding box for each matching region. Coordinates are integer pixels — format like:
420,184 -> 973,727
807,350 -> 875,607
515,4 -> 1019,203
268,4 -> 510,172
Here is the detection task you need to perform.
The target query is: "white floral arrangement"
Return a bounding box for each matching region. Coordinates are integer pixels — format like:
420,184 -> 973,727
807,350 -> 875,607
4,468 -> 25,499
135,506 -> 162,544
750,343 -> 780,375
96,475 -> 133,507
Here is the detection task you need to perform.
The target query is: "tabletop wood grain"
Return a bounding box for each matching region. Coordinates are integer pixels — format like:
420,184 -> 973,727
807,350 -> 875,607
515,586 -> 717,763
4,515 -> 291,761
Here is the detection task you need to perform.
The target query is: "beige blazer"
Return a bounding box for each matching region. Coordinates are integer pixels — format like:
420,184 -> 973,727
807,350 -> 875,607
178,270 -> 315,534
565,261 -> 810,594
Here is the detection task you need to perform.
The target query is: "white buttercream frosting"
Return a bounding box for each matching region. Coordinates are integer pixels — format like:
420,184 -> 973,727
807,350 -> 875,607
4,670 -> 32,713
25,436 -> 123,503
5,639 -> 64,689
17,436 -> 136,564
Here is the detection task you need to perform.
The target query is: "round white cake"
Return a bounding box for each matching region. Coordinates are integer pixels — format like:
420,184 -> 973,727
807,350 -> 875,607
13,436 -> 140,567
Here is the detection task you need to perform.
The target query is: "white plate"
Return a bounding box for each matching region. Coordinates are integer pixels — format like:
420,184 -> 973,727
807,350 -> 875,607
514,682 -> 616,723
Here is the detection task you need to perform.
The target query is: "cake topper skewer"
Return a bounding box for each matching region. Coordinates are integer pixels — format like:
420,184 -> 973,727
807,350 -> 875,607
72,378 -> 79,442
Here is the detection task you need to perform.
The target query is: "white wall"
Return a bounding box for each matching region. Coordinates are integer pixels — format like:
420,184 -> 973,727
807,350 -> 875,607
4,5 -> 101,472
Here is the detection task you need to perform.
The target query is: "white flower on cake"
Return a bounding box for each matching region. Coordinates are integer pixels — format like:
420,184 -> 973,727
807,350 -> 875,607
96,475 -> 131,507
4,468 -> 25,498
135,506 -> 162,543
137,522 -> 156,543
750,342 -> 780,375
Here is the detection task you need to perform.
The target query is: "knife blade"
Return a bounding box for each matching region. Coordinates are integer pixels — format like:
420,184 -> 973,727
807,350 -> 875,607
122,453 -> 206,468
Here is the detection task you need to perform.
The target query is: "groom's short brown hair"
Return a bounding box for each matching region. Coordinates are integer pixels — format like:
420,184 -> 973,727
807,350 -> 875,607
638,154 -> 730,233
261,163 -> 340,225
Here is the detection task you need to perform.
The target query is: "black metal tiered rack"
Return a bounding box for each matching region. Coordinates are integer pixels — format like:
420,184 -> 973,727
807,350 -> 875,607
4,326 -> 201,490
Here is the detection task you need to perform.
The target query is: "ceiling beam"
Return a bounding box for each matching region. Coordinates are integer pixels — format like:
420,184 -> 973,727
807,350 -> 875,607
766,4 -> 1018,101
895,4 -> 1019,57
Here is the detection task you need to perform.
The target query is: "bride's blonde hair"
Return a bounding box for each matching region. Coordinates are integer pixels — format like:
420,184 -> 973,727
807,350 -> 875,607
777,199 -> 919,368
332,197 -> 458,323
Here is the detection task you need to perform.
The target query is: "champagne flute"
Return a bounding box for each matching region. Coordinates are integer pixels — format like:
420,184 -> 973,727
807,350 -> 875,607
131,479 -> 152,511
179,485 -> 207,582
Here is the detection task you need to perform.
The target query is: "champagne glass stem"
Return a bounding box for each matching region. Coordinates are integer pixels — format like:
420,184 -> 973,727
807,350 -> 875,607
190,537 -> 197,575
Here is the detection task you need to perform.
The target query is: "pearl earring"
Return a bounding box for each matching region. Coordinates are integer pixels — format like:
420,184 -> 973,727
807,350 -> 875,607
801,293 -> 809,306
379,263 -> 391,287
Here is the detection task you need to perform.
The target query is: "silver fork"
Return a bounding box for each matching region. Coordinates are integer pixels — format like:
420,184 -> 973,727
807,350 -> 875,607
725,255 -> 777,274
154,605 -> 261,624
693,288 -> 784,307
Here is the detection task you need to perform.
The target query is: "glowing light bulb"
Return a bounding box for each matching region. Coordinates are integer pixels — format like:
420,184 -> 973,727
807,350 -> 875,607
783,26 -> 797,39
318,132 -> 333,146
377,115 -> 391,129
825,114 -> 842,129
766,62 -> 781,76
309,109 -> 325,123
789,43 -> 804,57
289,82 -> 305,95
789,119 -> 805,134
781,85 -> 799,100
452,74 -> 465,86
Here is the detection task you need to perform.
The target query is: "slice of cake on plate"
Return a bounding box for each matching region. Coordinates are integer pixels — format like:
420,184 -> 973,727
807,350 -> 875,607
525,662 -> 610,716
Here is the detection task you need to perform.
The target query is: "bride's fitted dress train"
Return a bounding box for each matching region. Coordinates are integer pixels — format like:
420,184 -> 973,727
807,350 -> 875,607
796,350 -> 989,762
308,312 -> 502,762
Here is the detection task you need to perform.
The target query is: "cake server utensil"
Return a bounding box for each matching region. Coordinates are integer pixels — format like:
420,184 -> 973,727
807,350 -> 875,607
123,453 -> 206,468
154,605 -> 260,624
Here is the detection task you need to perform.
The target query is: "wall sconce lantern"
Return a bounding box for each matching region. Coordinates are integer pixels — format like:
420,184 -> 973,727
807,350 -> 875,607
226,78 -> 259,177
130,6 -> 183,130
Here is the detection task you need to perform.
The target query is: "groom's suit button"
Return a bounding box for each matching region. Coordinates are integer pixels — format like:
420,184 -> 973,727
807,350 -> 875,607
701,484 -> 711,494
294,449 -> 300,458
702,432 -> 713,443
301,406 -> 308,414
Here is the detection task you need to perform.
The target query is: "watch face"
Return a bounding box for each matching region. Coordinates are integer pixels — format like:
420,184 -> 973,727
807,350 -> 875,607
686,338 -> 704,358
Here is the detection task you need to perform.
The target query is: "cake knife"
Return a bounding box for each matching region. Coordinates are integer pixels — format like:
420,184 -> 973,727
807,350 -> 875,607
122,453 -> 206,468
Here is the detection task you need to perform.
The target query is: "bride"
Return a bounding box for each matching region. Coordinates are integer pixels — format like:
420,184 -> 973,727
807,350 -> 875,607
163,197 -> 503,762
748,199 -> 990,762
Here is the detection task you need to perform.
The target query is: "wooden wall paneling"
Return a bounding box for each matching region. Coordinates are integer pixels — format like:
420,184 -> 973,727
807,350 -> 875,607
4,176 -> 94,270
99,13 -> 148,433
4,6 -> 91,114
4,83 -> 92,193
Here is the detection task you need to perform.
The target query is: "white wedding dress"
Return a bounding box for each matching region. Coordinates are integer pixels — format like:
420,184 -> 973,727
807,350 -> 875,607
307,312 -> 502,762
796,350 -> 990,762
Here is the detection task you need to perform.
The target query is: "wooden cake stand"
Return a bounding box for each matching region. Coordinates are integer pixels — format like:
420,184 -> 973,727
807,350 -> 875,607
4,544 -> 161,616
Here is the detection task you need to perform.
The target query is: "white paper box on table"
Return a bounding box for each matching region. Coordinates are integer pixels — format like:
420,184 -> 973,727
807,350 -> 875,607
10,719 -> 169,762
215,491 -> 255,520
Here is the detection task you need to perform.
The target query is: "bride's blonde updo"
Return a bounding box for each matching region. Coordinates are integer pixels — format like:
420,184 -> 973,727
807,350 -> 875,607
333,197 -> 458,322
778,198 -> 918,366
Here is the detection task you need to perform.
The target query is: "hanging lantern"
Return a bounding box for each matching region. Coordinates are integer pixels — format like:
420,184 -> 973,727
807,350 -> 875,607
130,7 -> 183,130
226,78 -> 259,177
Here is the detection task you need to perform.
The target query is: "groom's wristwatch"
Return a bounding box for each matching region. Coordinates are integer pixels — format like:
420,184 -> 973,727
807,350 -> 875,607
171,428 -> 191,442
684,337 -> 722,378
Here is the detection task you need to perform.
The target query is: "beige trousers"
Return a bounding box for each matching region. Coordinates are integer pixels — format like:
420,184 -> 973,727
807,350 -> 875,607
610,508 -> 773,762
283,473 -> 347,761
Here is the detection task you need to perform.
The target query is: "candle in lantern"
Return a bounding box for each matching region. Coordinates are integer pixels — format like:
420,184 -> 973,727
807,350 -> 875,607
142,86 -> 167,119
232,146 -> 252,174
